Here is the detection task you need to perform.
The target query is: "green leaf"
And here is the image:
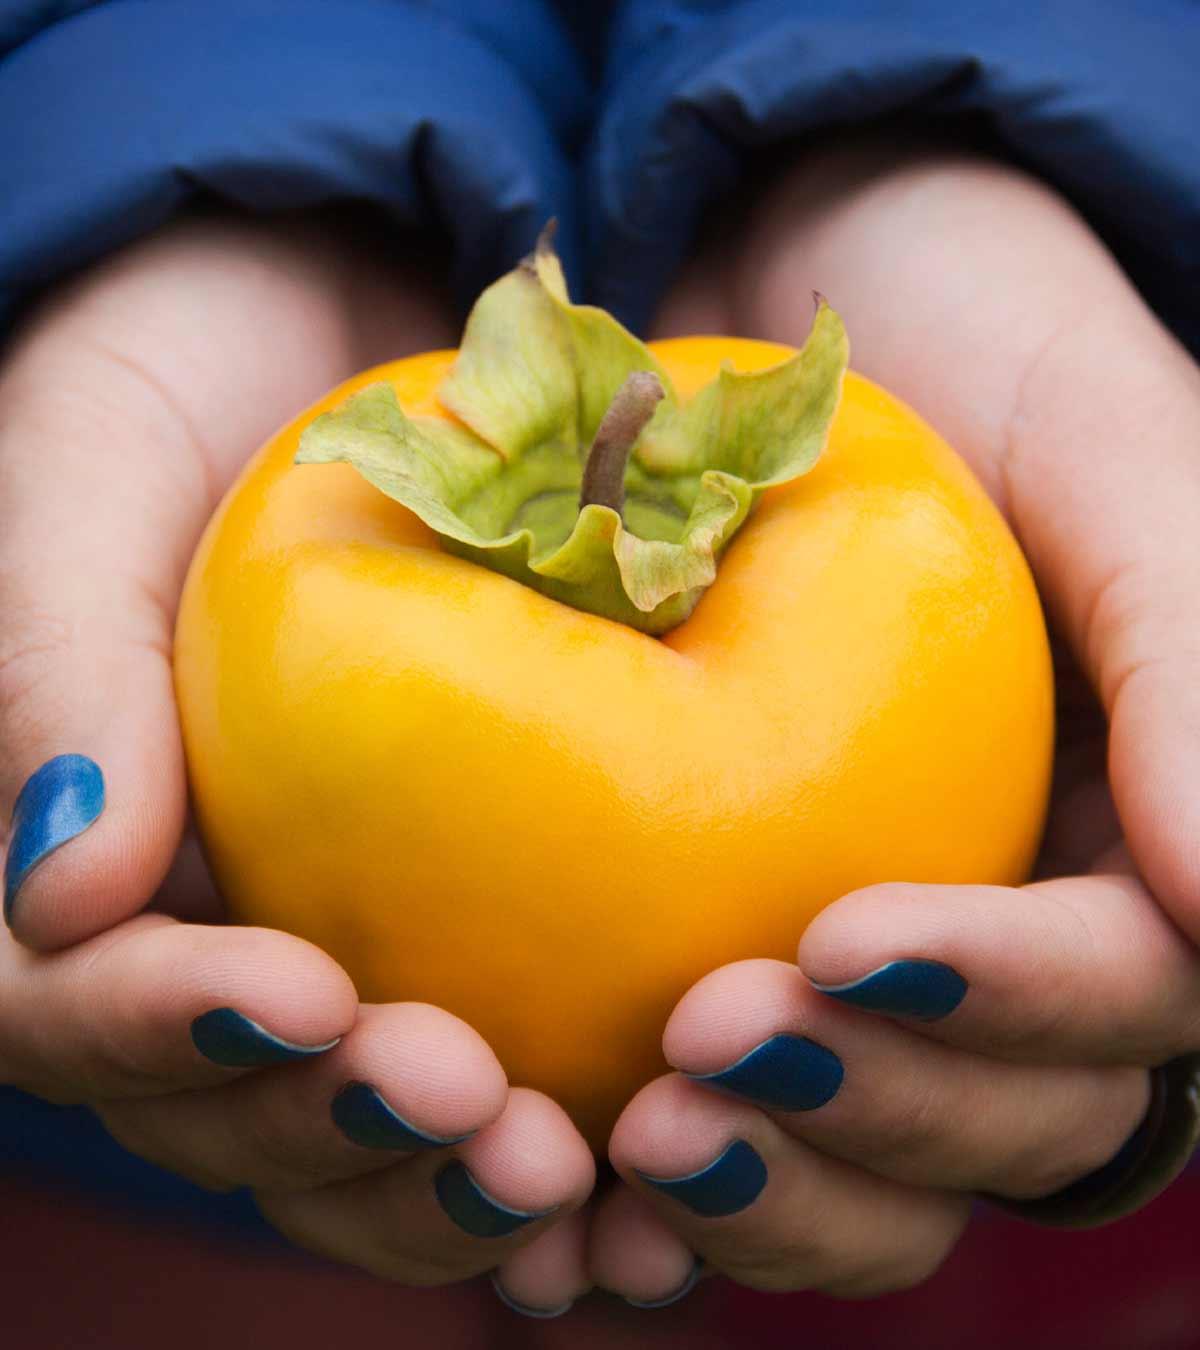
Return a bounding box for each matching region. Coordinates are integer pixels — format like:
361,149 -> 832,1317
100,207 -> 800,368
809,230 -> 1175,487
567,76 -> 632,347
296,236 -> 849,635
637,299 -> 848,482
436,262 -> 576,461
296,382 -> 503,547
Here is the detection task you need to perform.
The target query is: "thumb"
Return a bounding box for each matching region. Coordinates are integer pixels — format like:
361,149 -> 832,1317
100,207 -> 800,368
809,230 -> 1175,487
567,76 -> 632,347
0,213 -> 453,951
0,318 -> 196,949
1007,294 -> 1200,940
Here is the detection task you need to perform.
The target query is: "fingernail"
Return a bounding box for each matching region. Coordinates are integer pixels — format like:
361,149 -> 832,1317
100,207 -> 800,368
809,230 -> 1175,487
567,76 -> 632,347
636,1139 -> 767,1217
490,1272 -> 573,1319
435,1161 -> 555,1238
332,1081 -> 472,1151
687,1034 -> 843,1111
191,1008 -> 340,1067
811,959 -> 967,1021
625,1257 -> 704,1309
4,754 -> 105,927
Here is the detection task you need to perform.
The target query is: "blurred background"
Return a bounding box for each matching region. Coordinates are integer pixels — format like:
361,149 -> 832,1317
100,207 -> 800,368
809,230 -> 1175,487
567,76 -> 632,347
4,1087 -> 1199,1349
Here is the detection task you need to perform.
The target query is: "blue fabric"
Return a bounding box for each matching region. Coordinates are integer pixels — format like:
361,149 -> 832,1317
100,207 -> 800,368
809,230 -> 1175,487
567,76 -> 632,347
2,0 -> 1200,1231
586,0 -> 1200,344
0,0 -> 586,320
0,1086 -> 279,1237
2,2 -> 1198,335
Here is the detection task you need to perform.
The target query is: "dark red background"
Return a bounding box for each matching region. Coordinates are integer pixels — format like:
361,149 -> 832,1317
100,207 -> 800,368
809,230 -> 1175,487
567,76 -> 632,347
3,1172 -> 1199,1349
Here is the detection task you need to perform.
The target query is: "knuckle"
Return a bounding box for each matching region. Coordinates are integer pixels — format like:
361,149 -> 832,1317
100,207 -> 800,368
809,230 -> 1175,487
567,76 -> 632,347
96,1103 -> 238,1194
72,1041 -> 164,1101
839,1080 -> 955,1183
59,925 -> 178,1098
827,1205 -> 966,1299
718,1226 -> 830,1293
243,1110 -> 335,1190
720,1256 -> 813,1294
0,602 -> 74,741
1081,557 -> 1200,714
989,1068 -> 1149,1201
987,972 -> 1083,1062
1003,995 -> 1076,1057
999,1117 -> 1139,1201
880,1082 -> 949,1159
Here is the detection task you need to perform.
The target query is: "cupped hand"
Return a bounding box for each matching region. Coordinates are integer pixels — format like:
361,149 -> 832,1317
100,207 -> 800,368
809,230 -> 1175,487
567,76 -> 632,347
0,211 -> 593,1291
588,133 -> 1200,1305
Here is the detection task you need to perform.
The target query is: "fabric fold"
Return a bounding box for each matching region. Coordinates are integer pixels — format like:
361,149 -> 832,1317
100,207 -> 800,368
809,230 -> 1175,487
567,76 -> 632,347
0,0 -> 585,320
586,0 -> 1200,346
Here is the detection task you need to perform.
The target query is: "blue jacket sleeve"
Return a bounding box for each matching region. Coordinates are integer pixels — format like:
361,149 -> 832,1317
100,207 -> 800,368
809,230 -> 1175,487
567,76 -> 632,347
586,0 -> 1200,347
0,0 -> 589,323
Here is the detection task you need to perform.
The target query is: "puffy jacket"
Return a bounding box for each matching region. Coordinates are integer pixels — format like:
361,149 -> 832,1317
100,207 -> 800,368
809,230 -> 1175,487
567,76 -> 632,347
2,1 -> 1198,345
0,0 -> 591,320
585,1 -> 1200,344
2,0 -> 1198,1226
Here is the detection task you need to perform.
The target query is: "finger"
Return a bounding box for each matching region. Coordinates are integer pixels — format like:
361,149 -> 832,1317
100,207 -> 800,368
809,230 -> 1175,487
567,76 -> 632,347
98,1002 -> 507,1193
667,959 -> 1149,1199
588,1182 -> 705,1309
1001,300 -> 1200,943
0,214 -> 454,950
738,139 -> 1200,939
610,1073 -> 967,1295
798,878 -> 1200,1063
491,1207 -> 591,1320
257,1088 -> 595,1286
0,915 -> 355,1101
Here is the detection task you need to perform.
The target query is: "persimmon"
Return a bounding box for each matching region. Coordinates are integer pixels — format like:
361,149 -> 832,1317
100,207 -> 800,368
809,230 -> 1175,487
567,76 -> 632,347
175,233 -> 1052,1149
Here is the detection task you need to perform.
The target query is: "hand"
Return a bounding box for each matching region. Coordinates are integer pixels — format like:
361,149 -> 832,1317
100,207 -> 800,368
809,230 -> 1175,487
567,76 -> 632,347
585,133 -> 1200,1303
0,211 -> 594,1289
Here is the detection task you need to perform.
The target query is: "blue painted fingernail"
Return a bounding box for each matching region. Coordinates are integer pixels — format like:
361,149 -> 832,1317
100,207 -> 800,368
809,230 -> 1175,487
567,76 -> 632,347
332,1081 -> 472,1151
4,754 -> 105,927
687,1034 -> 843,1111
636,1139 -> 767,1217
435,1162 -> 554,1238
490,1272 -> 573,1319
191,1008 -> 340,1067
811,960 -> 967,1021
625,1257 -> 704,1309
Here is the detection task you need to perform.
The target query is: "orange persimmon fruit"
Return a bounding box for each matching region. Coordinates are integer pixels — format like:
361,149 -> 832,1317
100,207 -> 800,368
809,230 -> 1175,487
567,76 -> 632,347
175,234 -> 1053,1149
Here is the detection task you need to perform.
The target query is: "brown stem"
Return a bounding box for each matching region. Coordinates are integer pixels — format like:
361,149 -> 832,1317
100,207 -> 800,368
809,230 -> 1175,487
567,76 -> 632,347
579,372 -> 665,517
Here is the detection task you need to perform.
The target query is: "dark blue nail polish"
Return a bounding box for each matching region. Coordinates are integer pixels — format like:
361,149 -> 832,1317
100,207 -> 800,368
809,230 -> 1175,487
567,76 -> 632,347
637,1139 -> 767,1218
435,1162 -> 553,1238
490,1272 -> 573,1319
688,1034 -> 843,1111
191,1008 -> 339,1067
811,960 -> 967,1021
625,1257 -> 704,1309
332,1081 -> 472,1151
4,754 -> 105,926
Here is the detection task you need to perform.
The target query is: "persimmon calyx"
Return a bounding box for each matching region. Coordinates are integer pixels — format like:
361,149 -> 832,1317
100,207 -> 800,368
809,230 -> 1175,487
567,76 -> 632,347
296,225 -> 849,635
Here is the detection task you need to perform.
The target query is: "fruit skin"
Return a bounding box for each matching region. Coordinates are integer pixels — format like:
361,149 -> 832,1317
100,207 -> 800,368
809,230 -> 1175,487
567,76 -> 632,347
174,337 -> 1054,1151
